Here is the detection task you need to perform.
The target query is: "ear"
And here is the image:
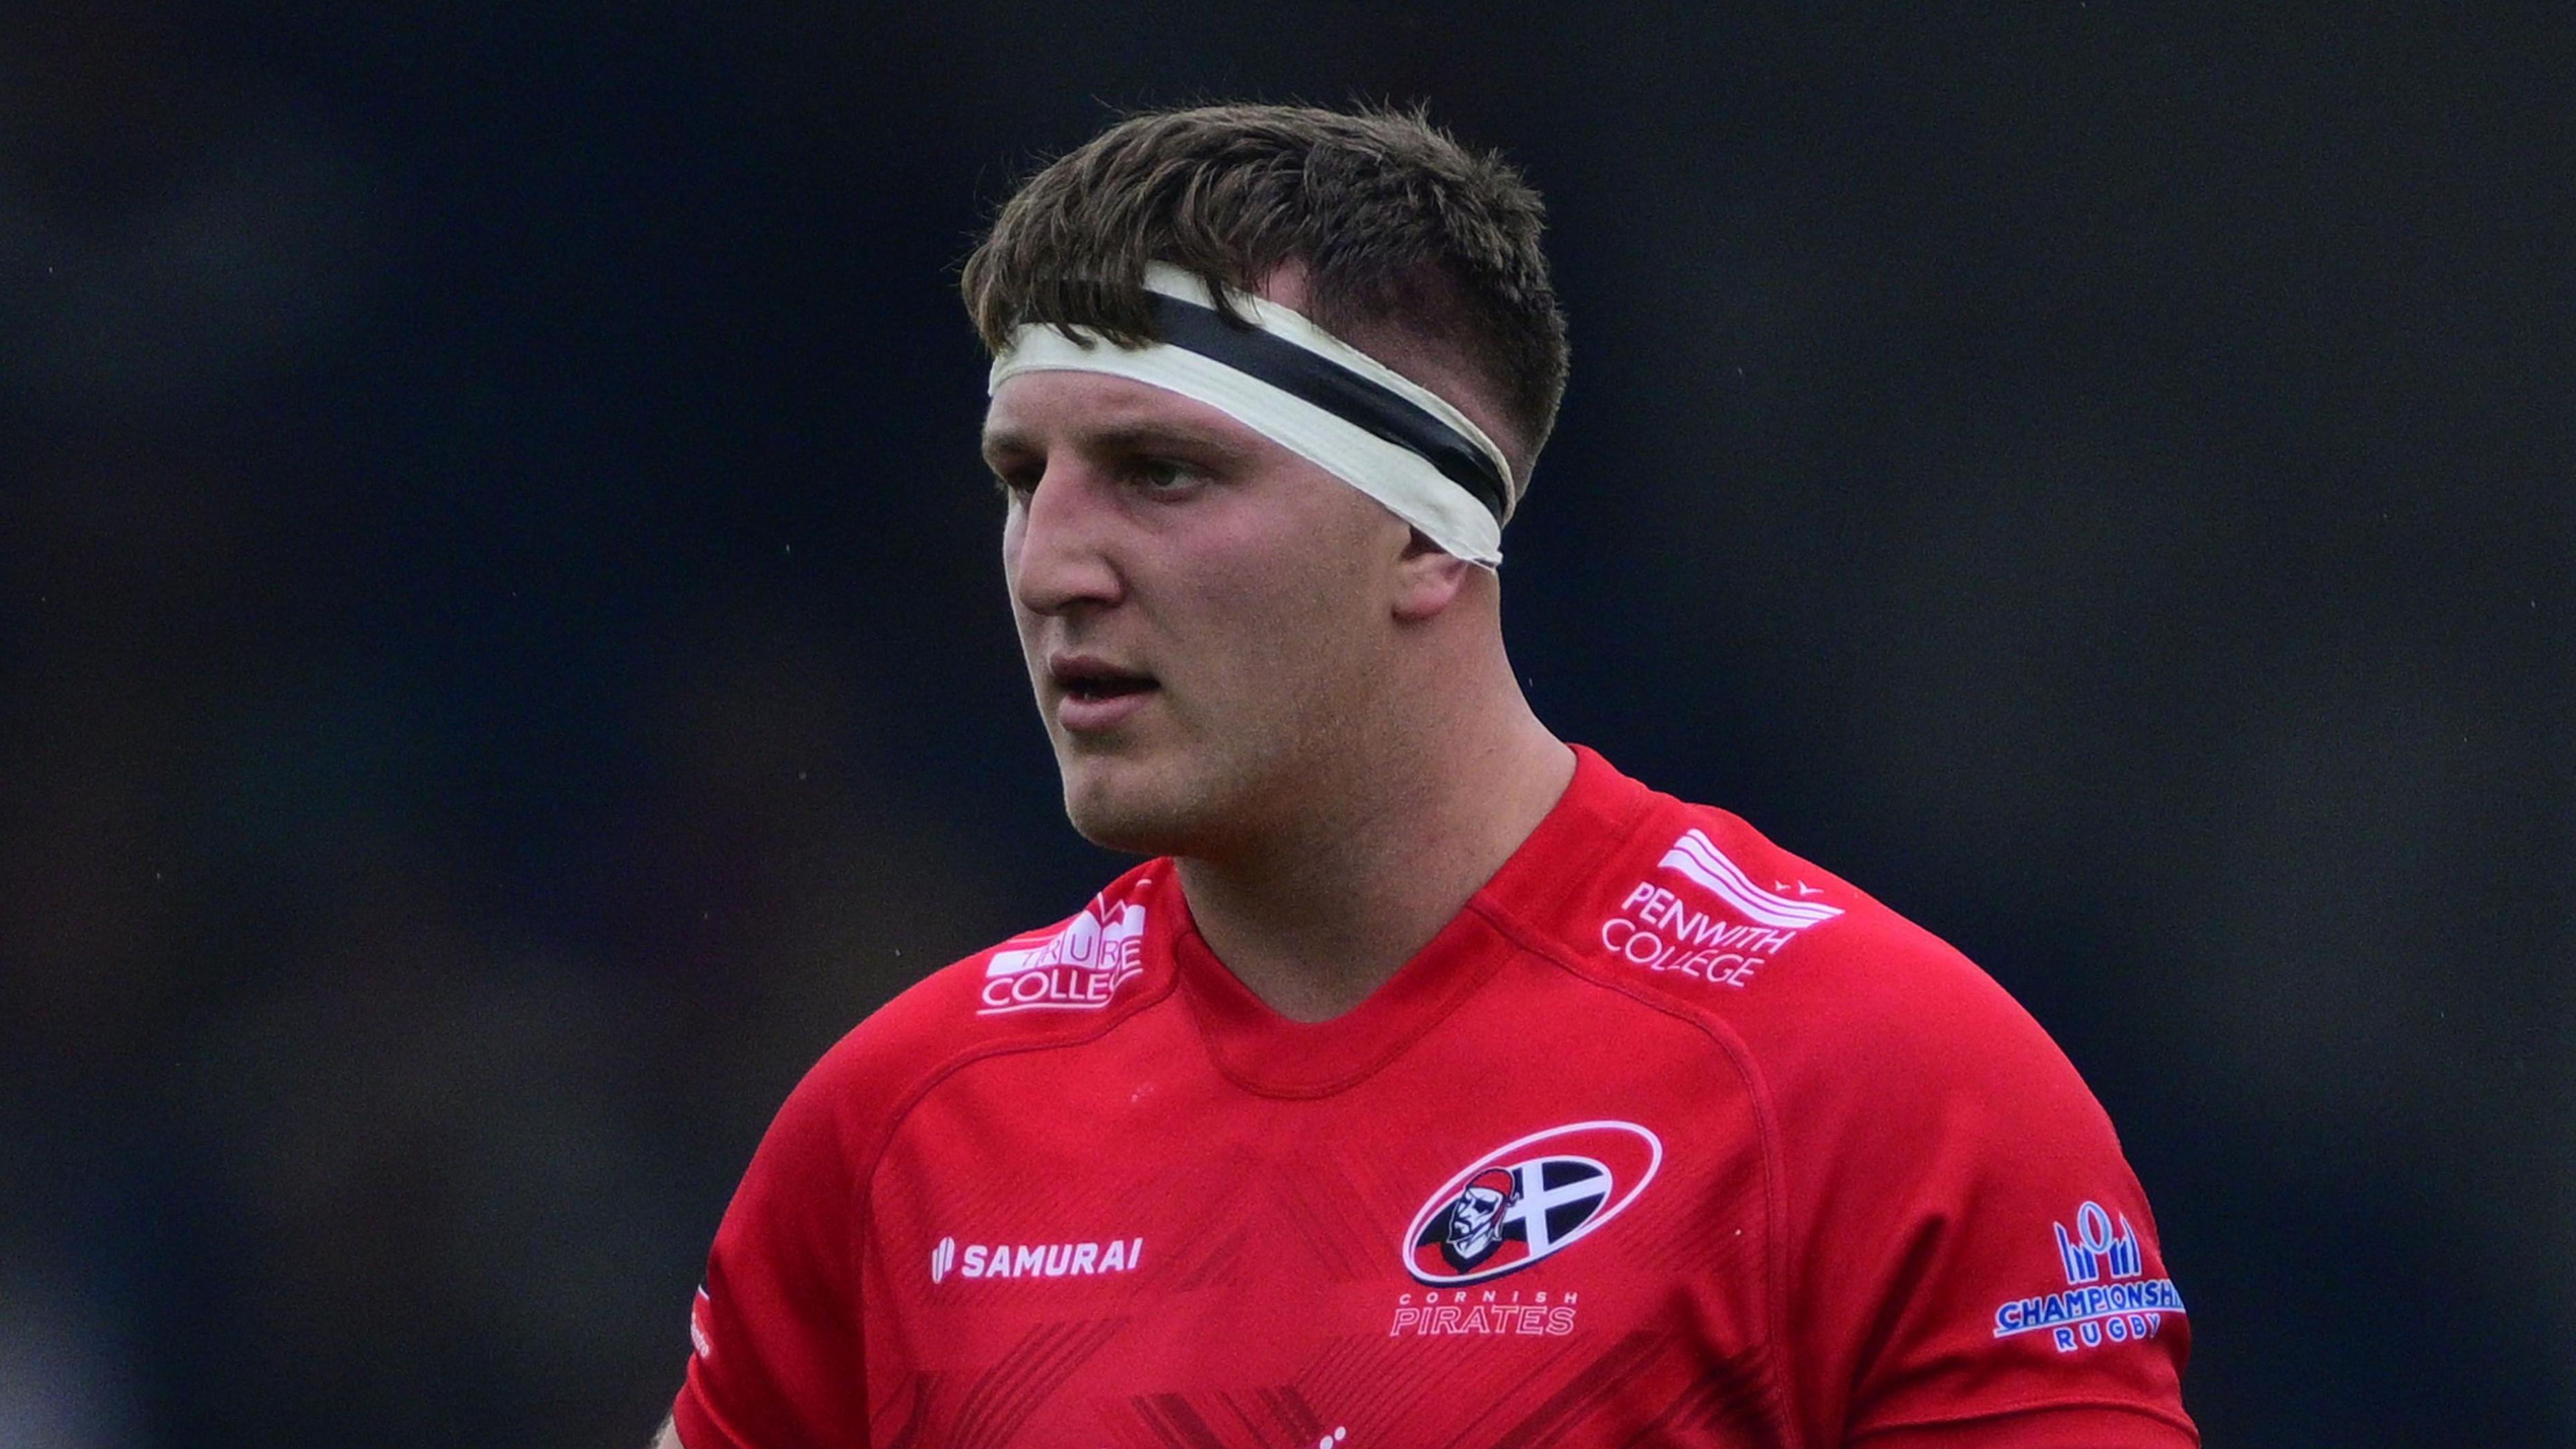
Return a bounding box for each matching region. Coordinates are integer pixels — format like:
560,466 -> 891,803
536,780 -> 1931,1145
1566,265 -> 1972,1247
1390,528 -> 1477,623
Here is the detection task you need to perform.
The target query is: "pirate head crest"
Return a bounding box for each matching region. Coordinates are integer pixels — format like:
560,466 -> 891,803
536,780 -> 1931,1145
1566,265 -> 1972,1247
1401,1121 -> 1665,1287
1440,1167 -> 1521,1269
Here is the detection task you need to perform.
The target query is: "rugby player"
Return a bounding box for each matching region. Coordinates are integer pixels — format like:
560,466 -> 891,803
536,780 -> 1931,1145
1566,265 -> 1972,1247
655,103 -> 2194,1448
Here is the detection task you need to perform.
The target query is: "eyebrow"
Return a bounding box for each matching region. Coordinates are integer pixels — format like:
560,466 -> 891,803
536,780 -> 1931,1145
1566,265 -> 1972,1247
979,419 -> 1261,470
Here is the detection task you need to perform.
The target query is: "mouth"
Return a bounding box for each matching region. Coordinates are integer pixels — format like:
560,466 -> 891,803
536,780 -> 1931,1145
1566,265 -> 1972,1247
1050,655 -> 1157,700
1046,655 -> 1159,729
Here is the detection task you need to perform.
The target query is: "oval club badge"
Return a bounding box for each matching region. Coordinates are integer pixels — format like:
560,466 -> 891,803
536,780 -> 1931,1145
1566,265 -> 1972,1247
1401,1120 -> 1664,1286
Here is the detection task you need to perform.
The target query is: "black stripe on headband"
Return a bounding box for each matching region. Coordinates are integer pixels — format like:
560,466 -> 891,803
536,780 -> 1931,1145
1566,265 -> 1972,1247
1144,291 -> 1511,523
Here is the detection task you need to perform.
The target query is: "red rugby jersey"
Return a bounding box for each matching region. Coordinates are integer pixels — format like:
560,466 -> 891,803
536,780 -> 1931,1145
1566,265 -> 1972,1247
674,747 -> 2194,1448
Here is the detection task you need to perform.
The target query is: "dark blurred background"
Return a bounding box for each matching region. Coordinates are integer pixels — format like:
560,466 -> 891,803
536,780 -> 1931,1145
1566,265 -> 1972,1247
0,3 -> 2565,1445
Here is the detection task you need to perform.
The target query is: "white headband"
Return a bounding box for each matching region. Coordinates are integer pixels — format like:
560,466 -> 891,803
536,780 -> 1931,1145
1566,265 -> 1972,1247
986,262 -> 1515,567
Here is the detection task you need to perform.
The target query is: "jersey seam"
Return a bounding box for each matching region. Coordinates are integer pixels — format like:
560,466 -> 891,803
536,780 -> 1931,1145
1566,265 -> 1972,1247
855,968 -> 1186,1196
839,969 -> 1186,1415
1472,908 -> 2198,1449
1788,924 -> 2006,1401
1845,1394 -> 2200,1442
673,1374 -> 752,1449
1462,841 -> 1809,1449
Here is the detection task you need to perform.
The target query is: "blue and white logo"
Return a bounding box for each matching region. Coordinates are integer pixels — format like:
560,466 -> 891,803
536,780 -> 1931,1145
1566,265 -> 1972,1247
1992,1200 -> 2185,1354
2055,1201 -> 2143,1285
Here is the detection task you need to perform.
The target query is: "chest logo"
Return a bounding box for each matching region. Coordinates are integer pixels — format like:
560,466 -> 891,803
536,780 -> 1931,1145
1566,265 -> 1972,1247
1401,1121 -> 1662,1285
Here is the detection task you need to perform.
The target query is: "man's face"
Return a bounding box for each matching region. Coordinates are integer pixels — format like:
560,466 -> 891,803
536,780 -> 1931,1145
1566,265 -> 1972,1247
1446,1183 -> 1509,1260
981,367 -> 1415,857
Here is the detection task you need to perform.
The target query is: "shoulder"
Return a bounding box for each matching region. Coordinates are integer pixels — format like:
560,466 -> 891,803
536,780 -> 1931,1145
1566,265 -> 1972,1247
679,867 -> 1180,1449
1500,755 -> 2112,1147
767,859 -> 1181,1165
1670,804 -> 2111,1150
1525,762 -> 2188,1441
1566,768 -> 2092,1072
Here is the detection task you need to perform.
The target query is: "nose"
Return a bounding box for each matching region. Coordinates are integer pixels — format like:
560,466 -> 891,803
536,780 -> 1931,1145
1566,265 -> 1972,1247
1007,462 -> 1124,617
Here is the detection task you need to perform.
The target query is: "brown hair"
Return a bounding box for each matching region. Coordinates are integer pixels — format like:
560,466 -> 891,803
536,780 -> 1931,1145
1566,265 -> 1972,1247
961,103 -> 1570,478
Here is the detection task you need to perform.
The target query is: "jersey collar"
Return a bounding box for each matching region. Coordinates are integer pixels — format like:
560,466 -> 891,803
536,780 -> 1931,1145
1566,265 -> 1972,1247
1169,745 -> 1657,1096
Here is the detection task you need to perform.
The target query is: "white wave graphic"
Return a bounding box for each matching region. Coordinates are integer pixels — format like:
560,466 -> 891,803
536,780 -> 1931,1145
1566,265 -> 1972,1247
1658,830 -> 1844,930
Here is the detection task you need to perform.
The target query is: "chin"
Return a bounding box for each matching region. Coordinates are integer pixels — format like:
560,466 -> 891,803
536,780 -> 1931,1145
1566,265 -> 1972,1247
1057,757 -> 1222,857
1061,786 -> 1205,857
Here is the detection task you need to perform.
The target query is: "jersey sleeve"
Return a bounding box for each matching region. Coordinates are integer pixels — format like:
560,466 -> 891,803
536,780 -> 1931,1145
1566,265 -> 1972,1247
1766,928 -> 2196,1447
673,1048 -> 872,1449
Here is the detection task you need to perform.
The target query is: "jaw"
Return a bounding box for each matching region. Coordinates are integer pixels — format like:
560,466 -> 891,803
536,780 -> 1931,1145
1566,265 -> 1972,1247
1056,747 -> 1216,857
1044,697 -> 1203,853
1047,702 -> 1298,863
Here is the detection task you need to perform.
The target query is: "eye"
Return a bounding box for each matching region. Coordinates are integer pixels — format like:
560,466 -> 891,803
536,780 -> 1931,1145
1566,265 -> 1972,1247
989,464 -> 1039,500
1126,457 -> 1207,494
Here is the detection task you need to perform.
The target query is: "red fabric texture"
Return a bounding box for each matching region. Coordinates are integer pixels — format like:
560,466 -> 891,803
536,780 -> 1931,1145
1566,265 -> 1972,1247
674,747 -> 2194,1448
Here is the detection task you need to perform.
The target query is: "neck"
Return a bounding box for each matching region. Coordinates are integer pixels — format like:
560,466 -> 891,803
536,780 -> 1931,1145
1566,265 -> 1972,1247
1177,685 -> 1573,1023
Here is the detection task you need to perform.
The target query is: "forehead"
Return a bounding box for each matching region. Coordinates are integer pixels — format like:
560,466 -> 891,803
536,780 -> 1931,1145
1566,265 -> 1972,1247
981,370 -> 1275,461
